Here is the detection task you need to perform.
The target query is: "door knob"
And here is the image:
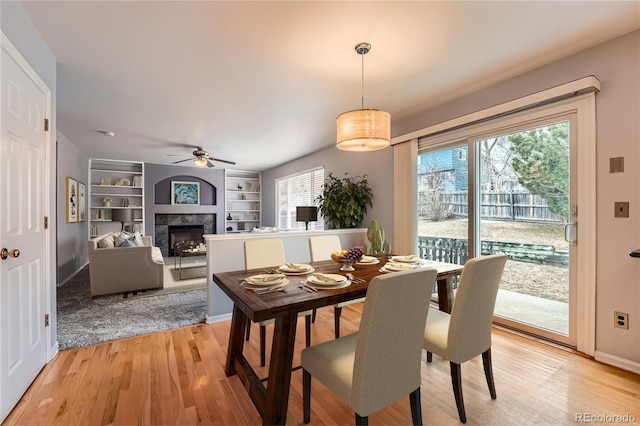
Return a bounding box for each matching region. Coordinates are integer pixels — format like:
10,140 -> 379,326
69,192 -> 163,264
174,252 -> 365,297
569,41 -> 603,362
0,248 -> 20,260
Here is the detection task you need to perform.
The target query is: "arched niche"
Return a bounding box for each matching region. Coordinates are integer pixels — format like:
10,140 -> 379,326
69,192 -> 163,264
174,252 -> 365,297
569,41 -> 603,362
154,175 -> 216,205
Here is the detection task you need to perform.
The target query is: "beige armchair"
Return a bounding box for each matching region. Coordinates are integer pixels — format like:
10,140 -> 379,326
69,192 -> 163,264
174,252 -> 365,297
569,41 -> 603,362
87,232 -> 164,297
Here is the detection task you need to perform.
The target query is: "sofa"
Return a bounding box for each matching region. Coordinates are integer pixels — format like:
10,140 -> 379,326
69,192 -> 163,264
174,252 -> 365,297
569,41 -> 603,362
88,232 -> 165,296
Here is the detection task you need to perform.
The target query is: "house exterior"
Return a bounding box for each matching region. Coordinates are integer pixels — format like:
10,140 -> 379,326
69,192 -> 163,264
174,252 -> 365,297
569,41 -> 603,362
1,1 -> 638,418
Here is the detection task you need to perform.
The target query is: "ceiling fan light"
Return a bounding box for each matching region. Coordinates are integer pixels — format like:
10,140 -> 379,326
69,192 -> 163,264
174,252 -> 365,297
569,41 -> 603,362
193,157 -> 208,167
336,109 -> 390,151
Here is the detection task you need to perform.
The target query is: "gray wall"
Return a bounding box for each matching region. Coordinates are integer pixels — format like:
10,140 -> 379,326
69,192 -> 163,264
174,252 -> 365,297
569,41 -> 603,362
393,30 -> 639,366
1,1 -> 58,352
144,163 -> 226,241
262,146 -> 394,244
56,131 -> 89,283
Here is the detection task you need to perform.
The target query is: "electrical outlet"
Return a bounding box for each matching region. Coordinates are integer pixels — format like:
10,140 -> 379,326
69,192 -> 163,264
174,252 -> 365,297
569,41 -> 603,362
614,202 -> 629,218
614,311 -> 629,330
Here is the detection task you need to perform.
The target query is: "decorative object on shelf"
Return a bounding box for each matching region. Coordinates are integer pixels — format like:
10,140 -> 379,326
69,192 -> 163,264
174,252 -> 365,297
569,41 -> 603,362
237,184 -> 242,190
102,197 -> 112,207
227,213 -> 233,221
121,197 -> 130,207
316,172 -> 372,229
233,215 -> 239,220
336,42 -> 390,152
171,181 -> 200,205
226,226 -> 233,232
296,206 -> 318,230
78,181 -> 86,222
120,178 -> 131,186
114,179 -> 122,186
66,176 -> 78,223
240,193 -> 246,200
365,219 -> 391,255
244,181 -> 253,191
100,177 -> 112,185
112,208 -> 134,232
132,176 -> 142,187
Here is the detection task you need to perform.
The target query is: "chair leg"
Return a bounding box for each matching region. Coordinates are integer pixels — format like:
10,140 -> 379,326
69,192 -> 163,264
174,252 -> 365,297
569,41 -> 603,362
312,308 -> 317,323
303,369 -> 311,424
245,318 -> 251,341
305,315 -> 311,347
334,306 -> 342,339
409,387 -> 423,425
260,325 -> 266,367
355,413 -> 368,425
482,348 -> 497,399
426,351 -> 433,362
450,362 -> 467,423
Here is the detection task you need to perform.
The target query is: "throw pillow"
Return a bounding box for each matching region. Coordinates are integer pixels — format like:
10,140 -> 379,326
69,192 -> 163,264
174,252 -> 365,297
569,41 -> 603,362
114,233 -> 138,247
97,236 -> 115,248
134,231 -> 144,247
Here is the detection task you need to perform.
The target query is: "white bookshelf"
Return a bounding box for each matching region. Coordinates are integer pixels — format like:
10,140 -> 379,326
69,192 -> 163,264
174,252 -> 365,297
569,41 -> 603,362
224,170 -> 261,233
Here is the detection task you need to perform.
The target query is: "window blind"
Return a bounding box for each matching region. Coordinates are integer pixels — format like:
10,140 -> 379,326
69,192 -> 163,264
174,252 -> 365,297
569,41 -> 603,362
276,167 -> 324,230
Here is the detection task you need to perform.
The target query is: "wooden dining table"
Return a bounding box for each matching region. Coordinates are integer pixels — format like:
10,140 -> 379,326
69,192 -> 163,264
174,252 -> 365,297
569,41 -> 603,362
212,256 -> 463,425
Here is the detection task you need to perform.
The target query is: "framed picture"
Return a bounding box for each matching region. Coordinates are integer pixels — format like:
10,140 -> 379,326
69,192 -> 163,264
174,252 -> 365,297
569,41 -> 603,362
171,181 -> 200,205
66,177 -> 78,223
78,181 -> 86,222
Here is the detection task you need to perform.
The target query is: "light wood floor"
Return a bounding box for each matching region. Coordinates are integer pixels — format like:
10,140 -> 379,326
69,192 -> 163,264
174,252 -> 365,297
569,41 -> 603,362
5,304 -> 640,425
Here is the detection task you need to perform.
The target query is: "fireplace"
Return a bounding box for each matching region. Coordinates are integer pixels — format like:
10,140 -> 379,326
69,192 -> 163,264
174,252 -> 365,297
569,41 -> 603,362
168,225 -> 205,256
155,213 -> 216,257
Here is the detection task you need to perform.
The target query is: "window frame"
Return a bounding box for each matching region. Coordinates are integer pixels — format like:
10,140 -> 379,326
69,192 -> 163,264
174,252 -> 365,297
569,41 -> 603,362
275,166 -> 325,231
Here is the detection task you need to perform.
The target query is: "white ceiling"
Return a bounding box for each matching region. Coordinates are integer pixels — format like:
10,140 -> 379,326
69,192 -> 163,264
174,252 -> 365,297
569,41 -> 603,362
21,1 -> 640,171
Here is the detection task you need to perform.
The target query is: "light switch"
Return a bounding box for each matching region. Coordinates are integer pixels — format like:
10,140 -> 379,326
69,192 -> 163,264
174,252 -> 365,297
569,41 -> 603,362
610,157 -> 624,173
614,202 -> 629,218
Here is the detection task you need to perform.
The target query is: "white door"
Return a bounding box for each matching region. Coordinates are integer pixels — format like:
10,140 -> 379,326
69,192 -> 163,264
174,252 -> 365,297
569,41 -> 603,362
0,39 -> 49,421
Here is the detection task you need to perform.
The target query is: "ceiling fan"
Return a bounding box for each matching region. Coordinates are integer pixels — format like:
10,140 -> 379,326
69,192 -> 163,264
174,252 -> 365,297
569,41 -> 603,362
168,147 -> 236,168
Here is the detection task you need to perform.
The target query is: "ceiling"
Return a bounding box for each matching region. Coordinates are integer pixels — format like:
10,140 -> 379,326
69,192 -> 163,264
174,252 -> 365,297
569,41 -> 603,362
21,1 -> 640,172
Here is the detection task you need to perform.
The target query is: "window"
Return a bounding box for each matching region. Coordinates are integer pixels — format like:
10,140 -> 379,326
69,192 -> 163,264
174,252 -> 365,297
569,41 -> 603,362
276,167 -> 324,230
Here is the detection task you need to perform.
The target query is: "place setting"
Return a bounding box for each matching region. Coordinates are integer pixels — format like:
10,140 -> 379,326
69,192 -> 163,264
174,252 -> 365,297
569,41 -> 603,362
240,273 -> 290,294
379,255 -> 425,273
303,273 -> 351,290
276,262 -> 316,275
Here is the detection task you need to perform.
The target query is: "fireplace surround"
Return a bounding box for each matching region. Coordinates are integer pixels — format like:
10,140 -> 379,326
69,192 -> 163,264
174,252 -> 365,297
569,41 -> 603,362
155,214 -> 216,257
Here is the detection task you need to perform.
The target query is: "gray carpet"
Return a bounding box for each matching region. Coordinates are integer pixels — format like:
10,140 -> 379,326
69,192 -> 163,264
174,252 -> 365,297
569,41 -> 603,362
57,265 -> 206,350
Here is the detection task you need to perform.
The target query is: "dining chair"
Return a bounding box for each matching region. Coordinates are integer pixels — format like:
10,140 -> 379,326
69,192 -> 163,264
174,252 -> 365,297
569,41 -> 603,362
301,267 -> 438,425
308,235 -> 365,338
244,238 -> 313,367
423,254 -> 507,423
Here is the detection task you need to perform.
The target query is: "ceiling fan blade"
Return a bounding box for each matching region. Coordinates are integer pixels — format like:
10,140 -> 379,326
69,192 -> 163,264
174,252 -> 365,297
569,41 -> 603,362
172,158 -> 192,164
166,154 -> 188,157
208,156 -> 236,165
206,159 -> 215,168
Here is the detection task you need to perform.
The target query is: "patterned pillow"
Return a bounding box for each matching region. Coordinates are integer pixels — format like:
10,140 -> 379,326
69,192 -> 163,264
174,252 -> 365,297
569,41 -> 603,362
96,236 -> 115,248
114,232 -> 138,247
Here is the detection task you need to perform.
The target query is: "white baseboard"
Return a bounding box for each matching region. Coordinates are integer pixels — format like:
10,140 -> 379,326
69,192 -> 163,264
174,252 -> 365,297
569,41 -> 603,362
595,350 -> 640,375
57,261 -> 89,286
49,341 -> 59,362
206,313 -> 232,324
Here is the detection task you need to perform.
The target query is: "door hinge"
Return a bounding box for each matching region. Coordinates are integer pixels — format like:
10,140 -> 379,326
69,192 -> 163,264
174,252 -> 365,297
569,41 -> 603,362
44,118 -> 49,132
45,314 -> 50,327
44,216 -> 48,229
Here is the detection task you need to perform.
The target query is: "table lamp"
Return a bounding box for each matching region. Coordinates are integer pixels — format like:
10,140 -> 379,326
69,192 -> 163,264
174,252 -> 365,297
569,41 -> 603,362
296,206 -> 318,230
112,208 -> 134,232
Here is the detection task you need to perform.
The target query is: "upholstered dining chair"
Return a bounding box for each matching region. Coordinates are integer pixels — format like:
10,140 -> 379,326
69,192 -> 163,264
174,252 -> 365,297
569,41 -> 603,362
301,267 -> 438,425
423,254 -> 507,423
244,238 -> 313,367
308,235 -> 365,338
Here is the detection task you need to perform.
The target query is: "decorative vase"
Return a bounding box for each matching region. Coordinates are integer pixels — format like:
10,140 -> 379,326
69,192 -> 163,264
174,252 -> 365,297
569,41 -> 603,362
227,213 -> 232,220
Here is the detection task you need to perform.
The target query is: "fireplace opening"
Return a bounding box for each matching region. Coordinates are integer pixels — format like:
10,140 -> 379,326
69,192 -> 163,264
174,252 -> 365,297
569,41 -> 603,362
168,225 -> 205,256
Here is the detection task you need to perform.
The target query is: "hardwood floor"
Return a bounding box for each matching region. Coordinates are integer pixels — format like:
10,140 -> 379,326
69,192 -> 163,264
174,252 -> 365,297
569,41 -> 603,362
5,303 -> 640,425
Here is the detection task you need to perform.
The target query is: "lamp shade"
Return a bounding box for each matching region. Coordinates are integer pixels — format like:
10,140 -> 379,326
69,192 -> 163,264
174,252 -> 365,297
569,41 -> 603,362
112,208 -> 134,224
296,206 -> 318,230
336,109 -> 391,151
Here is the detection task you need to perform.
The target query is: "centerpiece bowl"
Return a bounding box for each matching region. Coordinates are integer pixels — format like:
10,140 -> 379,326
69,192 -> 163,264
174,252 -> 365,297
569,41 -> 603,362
331,247 -> 364,272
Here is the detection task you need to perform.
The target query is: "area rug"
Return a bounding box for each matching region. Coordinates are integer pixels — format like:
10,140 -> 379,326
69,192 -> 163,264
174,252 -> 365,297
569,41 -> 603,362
57,265 -> 206,350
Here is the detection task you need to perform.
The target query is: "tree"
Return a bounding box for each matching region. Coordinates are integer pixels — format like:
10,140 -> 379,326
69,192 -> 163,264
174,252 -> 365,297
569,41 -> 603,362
508,123 -> 569,218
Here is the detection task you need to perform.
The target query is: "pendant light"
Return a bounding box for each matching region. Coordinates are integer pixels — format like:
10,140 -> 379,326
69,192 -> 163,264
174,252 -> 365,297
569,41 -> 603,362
336,42 -> 390,151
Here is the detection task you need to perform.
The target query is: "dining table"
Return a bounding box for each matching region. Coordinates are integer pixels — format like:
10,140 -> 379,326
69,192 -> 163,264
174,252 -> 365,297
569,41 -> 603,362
212,256 -> 463,425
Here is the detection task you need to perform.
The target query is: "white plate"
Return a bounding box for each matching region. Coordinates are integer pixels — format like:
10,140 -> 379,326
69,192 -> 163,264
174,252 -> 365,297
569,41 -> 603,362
277,263 -> 315,274
241,279 -> 289,291
245,273 -> 286,286
308,273 -> 348,286
391,255 -> 420,263
356,256 -> 380,265
381,263 -> 418,272
305,280 -> 351,290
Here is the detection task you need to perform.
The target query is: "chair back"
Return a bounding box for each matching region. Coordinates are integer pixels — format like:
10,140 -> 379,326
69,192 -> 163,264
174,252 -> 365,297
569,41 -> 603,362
447,254 -> 507,363
351,268 -> 437,416
308,235 -> 342,261
244,238 -> 286,269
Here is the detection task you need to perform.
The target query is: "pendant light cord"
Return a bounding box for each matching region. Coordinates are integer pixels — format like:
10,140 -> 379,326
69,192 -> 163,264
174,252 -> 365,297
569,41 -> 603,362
361,51 -> 365,109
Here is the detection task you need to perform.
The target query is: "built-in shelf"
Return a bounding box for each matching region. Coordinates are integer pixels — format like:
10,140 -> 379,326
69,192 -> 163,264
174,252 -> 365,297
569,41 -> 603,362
224,170 -> 261,233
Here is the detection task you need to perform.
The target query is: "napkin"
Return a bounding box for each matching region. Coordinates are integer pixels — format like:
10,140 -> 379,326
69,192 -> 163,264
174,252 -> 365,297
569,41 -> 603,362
359,256 -> 376,263
386,262 -> 417,271
313,273 -> 342,283
250,274 -> 285,283
284,262 -> 308,271
394,255 -> 418,262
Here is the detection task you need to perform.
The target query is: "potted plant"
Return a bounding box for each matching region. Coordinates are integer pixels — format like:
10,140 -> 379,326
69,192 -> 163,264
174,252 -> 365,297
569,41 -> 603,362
316,172 -> 373,229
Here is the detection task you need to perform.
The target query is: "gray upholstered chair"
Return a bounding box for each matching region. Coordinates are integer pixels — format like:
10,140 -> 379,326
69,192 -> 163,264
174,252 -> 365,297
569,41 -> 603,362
244,238 -> 313,366
308,235 -> 365,338
302,267 -> 438,425
423,254 -> 507,423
